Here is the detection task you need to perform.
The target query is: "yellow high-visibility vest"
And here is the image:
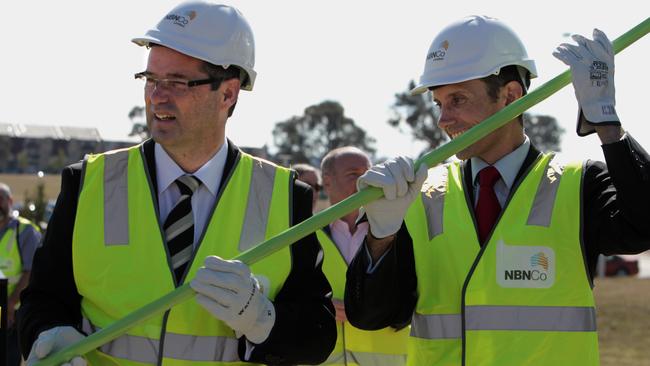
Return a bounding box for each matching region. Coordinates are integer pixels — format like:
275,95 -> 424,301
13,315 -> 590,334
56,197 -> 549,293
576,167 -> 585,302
0,217 -> 39,295
405,154 -> 598,366
73,145 -> 292,365
317,229 -> 408,366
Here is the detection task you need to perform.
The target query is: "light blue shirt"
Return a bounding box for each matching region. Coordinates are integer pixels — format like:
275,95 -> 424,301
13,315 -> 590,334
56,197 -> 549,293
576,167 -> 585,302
155,141 -> 228,247
470,136 -> 530,207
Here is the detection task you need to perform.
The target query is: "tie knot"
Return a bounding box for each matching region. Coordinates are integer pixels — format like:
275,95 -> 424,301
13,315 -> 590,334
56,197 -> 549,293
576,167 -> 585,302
175,175 -> 201,195
478,166 -> 501,188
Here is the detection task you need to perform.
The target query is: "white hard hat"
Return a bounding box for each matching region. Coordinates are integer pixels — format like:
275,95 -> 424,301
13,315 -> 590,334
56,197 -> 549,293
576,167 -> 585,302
132,1 -> 257,91
411,15 -> 537,95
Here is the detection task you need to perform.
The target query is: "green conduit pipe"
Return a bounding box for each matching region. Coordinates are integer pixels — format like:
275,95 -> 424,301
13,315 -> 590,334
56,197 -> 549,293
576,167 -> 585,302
36,16 -> 649,366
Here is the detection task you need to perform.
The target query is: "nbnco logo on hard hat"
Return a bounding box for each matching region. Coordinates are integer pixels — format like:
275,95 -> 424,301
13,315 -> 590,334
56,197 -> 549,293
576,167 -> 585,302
426,40 -> 449,62
411,15 -> 537,95
132,0 -> 257,91
165,10 -> 197,27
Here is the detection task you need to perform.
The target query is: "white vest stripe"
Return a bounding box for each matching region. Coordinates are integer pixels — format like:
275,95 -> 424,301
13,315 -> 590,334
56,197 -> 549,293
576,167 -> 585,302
465,305 -> 597,332
103,150 -> 130,245
410,313 -> 462,339
238,159 -> 277,251
526,157 -> 563,227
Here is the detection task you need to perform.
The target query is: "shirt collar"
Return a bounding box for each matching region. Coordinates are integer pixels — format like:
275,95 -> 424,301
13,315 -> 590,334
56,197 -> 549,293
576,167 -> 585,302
155,140 -> 228,197
471,136 -> 530,189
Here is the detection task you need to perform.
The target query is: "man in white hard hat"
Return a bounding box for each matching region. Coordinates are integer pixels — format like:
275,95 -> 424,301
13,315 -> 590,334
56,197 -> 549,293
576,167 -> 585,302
344,15 -> 650,365
18,1 -> 336,365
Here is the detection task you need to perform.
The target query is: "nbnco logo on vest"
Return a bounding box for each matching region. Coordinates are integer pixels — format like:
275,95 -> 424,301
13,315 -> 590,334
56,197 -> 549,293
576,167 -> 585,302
496,241 -> 555,288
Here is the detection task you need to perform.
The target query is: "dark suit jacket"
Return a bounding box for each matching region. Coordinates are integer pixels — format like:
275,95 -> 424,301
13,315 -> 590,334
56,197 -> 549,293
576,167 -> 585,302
18,139 -> 337,365
345,135 -> 650,330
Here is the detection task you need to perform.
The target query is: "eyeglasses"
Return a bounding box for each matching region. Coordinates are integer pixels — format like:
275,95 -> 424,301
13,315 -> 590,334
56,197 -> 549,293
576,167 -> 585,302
134,72 -> 222,95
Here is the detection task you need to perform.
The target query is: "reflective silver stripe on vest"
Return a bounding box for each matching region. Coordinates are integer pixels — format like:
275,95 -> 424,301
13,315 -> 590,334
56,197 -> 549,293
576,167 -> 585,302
420,169 -> 448,240
238,158 -> 277,251
410,313 -> 462,339
327,351 -> 406,366
103,150 -> 130,245
84,320 -> 240,363
527,158 -> 562,227
163,333 -> 240,362
466,305 -> 597,332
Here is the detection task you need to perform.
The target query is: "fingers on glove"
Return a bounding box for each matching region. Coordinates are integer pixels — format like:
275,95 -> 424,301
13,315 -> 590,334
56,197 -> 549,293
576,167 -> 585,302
553,45 -> 579,66
191,275 -> 240,307
387,157 -> 413,198
34,332 -> 56,359
196,293 -> 231,318
593,28 -> 614,57
413,164 -> 429,190
62,358 -> 87,366
203,256 -> 251,278
357,163 -> 396,199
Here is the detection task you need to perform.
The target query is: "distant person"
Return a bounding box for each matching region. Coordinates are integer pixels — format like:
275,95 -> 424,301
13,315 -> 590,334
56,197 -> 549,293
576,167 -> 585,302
317,147 -> 408,365
293,163 -> 322,209
0,182 -> 41,366
18,1 -> 335,365
346,16 -> 650,365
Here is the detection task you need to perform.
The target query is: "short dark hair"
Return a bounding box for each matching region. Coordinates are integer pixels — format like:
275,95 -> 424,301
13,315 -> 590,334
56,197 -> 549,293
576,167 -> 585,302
480,65 -> 530,124
200,62 -> 242,117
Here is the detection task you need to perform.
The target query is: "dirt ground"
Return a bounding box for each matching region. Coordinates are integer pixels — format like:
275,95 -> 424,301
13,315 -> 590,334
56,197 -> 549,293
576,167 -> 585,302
594,277 -> 650,365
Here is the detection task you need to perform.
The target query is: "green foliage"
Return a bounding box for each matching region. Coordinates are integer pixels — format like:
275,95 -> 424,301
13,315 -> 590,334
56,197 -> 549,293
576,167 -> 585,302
272,101 -> 376,166
128,106 -> 149,141
522,113 -> 565,152
388,80 -> 448,155
20,182 -> 47,227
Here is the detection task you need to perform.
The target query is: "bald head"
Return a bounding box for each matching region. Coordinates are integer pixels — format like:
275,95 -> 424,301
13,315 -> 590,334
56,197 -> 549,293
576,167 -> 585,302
321,147 -> 371,206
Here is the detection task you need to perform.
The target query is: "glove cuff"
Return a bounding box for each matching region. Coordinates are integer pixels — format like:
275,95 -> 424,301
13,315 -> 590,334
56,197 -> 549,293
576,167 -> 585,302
367,215 -> 402,238
243,296 -> 275,344
576,109 -> 621,137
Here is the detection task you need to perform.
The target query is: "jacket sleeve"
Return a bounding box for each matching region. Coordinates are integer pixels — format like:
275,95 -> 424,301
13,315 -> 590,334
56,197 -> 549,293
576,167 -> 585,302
344,223 -> 417,331
17,164 -> 84,358
244,180 -> 337,365
583,133 -> 650,276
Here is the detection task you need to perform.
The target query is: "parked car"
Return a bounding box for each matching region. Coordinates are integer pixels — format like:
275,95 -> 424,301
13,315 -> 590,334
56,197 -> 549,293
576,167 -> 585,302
605,255 -> 639,277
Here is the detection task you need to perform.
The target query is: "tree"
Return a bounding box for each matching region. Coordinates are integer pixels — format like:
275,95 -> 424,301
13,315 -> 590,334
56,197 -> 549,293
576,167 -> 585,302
388,80 -> 448,155
272,101 -> 376,166
128,106 -> 149,140
388,80 -> 565,154
522,113 -> 564,152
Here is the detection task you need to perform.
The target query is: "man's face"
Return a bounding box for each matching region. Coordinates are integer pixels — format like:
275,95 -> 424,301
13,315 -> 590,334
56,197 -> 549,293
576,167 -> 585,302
0,192 -> 12,222
433,79 -> 510,162
323,153 -> 371,205
144,46 -> 232,152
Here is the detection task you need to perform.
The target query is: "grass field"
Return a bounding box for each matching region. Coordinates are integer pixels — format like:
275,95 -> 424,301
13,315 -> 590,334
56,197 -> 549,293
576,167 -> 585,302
594,277 -> 650,365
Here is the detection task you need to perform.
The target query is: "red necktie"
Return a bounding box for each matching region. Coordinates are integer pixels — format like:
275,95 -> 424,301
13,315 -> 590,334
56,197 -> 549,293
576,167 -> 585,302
475,166 -> 501,245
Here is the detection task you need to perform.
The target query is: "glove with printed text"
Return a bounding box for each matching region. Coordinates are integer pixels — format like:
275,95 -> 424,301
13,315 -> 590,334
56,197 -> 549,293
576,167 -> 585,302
357,156 -> 428,238
190,256 -> 275,344
26,326 -> 87,366
553,28 -> 620,136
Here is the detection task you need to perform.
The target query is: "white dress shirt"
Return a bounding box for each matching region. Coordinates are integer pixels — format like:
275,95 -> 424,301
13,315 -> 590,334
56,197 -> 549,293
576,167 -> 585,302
330,219 -> 369,265
156,141 -> 228,247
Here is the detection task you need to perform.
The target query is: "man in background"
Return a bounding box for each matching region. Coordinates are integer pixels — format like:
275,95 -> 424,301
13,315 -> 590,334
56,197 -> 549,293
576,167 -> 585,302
0,182 -> 41,366
317,147 -> 408,365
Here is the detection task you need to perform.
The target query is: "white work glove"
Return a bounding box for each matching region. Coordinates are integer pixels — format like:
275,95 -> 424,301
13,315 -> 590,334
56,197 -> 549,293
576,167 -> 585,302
553,28 -> 619,136
26,326 -> 86,366
357,156 -> 428,238
191,256 -> 275,344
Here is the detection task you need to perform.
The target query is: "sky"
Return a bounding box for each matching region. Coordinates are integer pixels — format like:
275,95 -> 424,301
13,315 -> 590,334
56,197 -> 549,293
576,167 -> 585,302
2,0 -> 648,163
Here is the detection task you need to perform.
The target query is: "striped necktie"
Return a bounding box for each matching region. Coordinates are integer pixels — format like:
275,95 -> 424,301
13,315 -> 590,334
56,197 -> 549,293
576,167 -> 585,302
163,174 -> 201,283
